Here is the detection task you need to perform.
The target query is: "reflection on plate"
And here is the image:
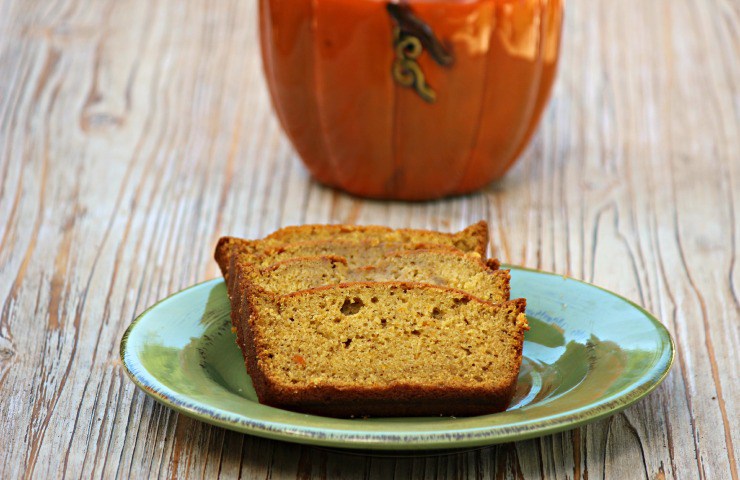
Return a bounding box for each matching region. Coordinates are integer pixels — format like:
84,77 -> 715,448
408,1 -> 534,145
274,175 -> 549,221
120,267 -> 674,450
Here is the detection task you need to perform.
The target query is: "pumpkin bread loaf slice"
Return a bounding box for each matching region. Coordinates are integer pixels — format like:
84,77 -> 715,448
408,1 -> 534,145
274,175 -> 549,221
243,240 -> 465,269
241,282 -> 528,417
214,221 -> 489,275
216,239 -> 467,288
262,221 -> 489,256
237,249 -> 510,303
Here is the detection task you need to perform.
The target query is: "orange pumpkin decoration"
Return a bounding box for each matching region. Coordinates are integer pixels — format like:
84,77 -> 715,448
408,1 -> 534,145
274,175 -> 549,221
259,0 -> 564,200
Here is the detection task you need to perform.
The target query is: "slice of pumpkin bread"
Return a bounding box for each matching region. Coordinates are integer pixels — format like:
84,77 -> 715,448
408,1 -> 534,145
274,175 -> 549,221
241,282 -> 528,417
216,239 -> 465,283
214,221 -> 489,275
237,249 -> 510,304
262,221 -> 489,256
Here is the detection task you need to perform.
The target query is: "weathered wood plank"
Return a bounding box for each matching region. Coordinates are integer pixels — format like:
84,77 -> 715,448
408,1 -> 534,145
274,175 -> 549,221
0,0 -> 737,478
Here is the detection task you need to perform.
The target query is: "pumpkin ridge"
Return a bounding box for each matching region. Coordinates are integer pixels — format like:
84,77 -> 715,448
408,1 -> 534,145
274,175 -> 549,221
309,0 -> 342,188
458,0 -> 549,191
505,0 -> 563,169
452,2 -> 497,196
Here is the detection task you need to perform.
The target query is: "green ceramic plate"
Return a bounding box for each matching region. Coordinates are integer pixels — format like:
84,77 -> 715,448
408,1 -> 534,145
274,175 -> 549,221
120,267 -> 674,450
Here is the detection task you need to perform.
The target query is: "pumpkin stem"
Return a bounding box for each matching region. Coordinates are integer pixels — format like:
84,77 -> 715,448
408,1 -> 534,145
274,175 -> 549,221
386,3 -> 454,67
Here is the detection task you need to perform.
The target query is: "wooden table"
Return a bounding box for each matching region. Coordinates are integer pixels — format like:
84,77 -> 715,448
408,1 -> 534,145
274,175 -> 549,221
1,0 -> 737,478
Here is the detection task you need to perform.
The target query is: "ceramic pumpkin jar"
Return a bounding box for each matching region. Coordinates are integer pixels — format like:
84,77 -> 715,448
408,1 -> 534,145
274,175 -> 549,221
259,0 -> 564,200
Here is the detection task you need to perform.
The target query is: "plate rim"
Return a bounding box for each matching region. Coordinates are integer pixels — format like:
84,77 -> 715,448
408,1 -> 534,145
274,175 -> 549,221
120,266 -> 675,450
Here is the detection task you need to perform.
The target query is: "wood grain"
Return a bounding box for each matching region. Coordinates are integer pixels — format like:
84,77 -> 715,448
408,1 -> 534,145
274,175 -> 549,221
0,0 -> 737,478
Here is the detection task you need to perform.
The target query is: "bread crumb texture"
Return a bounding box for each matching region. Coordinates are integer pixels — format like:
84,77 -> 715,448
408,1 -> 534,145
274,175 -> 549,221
253,283 -> 526,389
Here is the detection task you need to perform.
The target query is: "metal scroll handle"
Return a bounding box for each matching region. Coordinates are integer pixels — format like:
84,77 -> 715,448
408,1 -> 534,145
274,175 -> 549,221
386,3 -> 454,103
